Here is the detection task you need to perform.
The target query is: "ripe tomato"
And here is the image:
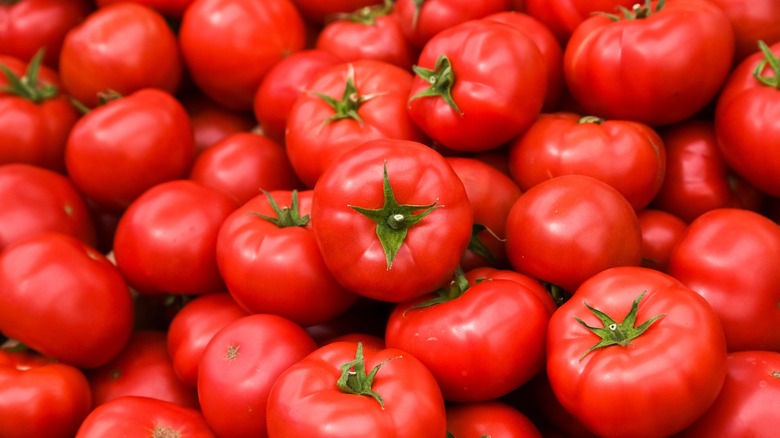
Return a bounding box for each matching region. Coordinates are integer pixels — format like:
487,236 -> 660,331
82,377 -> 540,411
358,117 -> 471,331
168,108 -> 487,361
58,2 -> 182,108
266,341 -> 447,437
707,0 -> 780,63
311,138 -> 473,302
547,266 -> 728,437
522,0 -> 636,44
636,208 -> 687,272
446,400 -> 543,438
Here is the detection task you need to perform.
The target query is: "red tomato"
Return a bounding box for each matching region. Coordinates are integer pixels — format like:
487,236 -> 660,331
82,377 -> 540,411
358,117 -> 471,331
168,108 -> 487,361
523,0 -> 636,44
507,112 -> 666,210
65,88 -> 195,212
87,330 -> 199,409
636,208 -> 687,272
286,59 -> 428,188
504,174 -> 643,295
0,349 -> 92,438
188,132 -> 303,205
715,40 -> 780,197
667,208 -> 780,352
311,138 -> 473,302
465,266 -> 557,316
75,395 -> 216,438
446,400 -> 543,438
58,2 -> 182,108
291,0 -> 383,25
253,49 -> 343,143
95,0 -> 195,18
181,92 -> 258,155
547,266 -> 728,438
166,292 -> 249,387
564,0 -> 734,126
113,180 -> 238,296
0,163 -> 96,251
179,0 -> 307,110
216,190 -> 359,326
266,341 -> 447,437
0,232 -> 134,368
708,0 -> 780,63
406,19 -> 546,152
197,314 -> 317,438
677,350 -> 780,437
651,119 -> 764,223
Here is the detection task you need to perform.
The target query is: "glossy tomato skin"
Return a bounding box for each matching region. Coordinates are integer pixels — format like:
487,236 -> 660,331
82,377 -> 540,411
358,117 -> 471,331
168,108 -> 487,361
564,0 -> 734,126
523,0 -> 637,44
636,208 -> 687,272
197,314 -> 317,438
504,174 -> 643,294
407,19 -> 546,152
677,350 -> 780,438
113,180 -> 238,296
179,0 -> 307,110
446,400 -> 543,438
547,266 -> 728,438
266,341 -> 447,437
0,163 -> 96,251
0,349 -> 92,438
508,112 -> 666,210
65,88 -> 195,213
311,138 -> 473,302
667,208 -> 780,352
75,395 -> 217,438
58,2 -> 182,108
707,0 -> 780,63
0,232 -> 134,368
465,266 -> 557,316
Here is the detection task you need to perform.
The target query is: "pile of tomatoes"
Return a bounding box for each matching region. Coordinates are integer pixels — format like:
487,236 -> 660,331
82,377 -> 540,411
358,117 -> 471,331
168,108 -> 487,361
1,0 -> 780,436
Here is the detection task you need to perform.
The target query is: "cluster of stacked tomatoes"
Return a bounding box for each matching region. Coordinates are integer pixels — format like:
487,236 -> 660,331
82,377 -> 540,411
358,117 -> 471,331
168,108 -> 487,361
1,0 -> 780,436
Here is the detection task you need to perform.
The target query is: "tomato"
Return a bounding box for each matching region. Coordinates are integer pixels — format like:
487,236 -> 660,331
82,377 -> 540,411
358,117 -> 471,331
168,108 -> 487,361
636,208 -> 687,272
446,400 -> 543,438
65,88 -> 195,213
406,18 -> 546,152
464,266 -> 557,316
181,92 -> 258,155
707,0 -> 780,63
76,395 -> 216,438
216,190 -> 359,326
188,132 -> 303,205
197,313 -> 317,438
113,180 -> 238,296
58,2 -> 182,108
667,208 -> 780,352
95,0 -> 195,19
0,52 -> 80,173
291,0 -> 383,25
179,0 -> 307,110
285,59 -> 427,188
522,0 -> 636,44
564,0 -> 734,126
677,350 -> 780,438
0,163 -> 96,251
311,138 -> 473,302
0,0 -> 91,68
547,266 -> 728,438
0,232 -> 134,368
385,269 -> 550,402
266,341 -> 447,437
0,348 -> 92,438
715,40 -> 780,197
504,174 -> 643,295
651,119 -> 764,223
507,112 -> 666,210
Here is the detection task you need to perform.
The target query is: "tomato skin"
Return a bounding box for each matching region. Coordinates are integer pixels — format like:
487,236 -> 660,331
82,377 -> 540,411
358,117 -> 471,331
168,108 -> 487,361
523,0 -> 637,44
677,350 -> 780,438
707,0 -> 780,63
113,180 -> 238,296
667,208 -> 780,352
311,138 -> 473,302
65,88 -> 195,213
0,350 -> 92,438
197,314 -> 317,438
179,0 -> 307,110
504,174 -> 643,294
181,92 -> 258,155
636,208 -> 687,272
266,341 -> 447,437
564,0 -> 734,126
58,2 -> 182,108
547,266 -> 728,438
0,232 -> 134,368
75,395 -> 217,438
446,400 -> 543,438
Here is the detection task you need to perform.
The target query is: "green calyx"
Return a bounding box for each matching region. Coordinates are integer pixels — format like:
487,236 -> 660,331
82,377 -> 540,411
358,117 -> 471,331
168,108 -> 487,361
600,0 -> 665,20
410,54 -> 462,115
754,40 -> 780,88
349,162 -> 441,269
312,64 -> 383,127
249,190 -> 310,228
0,49 -> 57,103
331,0 -> 393,25
466,224 -> 500,265
406,266 -> 470,312
578,115 -> 606,124
575,290 -> 665,361
337,342 -> 399,409
411,0 -> 426,30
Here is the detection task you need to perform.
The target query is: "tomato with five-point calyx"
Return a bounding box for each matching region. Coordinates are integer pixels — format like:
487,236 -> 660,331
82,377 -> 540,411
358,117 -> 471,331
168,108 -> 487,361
311,138 -> 473,302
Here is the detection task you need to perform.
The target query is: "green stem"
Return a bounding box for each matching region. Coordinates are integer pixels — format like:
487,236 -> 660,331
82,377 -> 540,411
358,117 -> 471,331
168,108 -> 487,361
248,190 -> 310,228
754,40 -> 780,88
336,342 -> 398,409
598,0 -> 665,21
409,54 -> 462,115
0,49 -> 57,103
